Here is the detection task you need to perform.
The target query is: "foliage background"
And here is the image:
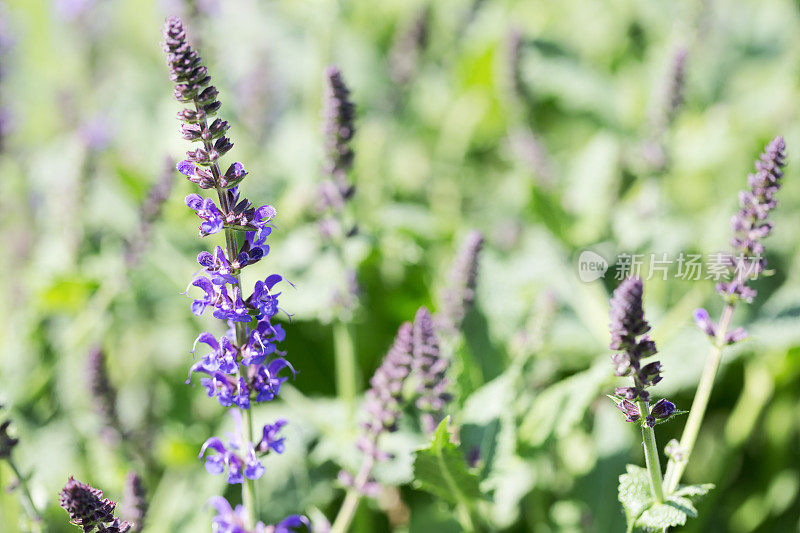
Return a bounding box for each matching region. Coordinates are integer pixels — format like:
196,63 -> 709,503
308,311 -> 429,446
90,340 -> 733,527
0,0 -> 799,531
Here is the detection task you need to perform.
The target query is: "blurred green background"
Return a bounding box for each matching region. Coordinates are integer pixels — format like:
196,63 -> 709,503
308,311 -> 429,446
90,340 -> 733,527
1,0 -> 799,531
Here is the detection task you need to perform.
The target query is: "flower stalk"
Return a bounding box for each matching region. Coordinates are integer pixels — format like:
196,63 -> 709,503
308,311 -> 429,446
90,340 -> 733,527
663,303 -> 733,494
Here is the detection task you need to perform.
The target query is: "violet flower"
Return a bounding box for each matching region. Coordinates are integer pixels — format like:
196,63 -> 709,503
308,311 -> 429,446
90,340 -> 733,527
717,136 -> 787,303
389,5 -> 431,87
317,66 -> 360,318
125,157 -> 175,267
412,307 -> 452,434
59,477 -> 132,532
341,321 -> 414,495
87,347 -> 124,441
122,472 -> 147,532
163,15 -> 305,529
609,277 -> 675,427
200,429 -> 265,484
437,231 -> 484,335
209,496 -> 310,533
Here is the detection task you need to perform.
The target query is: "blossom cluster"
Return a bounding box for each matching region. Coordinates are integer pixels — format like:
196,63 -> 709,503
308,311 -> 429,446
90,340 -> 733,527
59,477 -> 132,533
163,16 -> 305,531
341,306 -> 451,495
609,277 -> 676,427
717,136 -> 787,302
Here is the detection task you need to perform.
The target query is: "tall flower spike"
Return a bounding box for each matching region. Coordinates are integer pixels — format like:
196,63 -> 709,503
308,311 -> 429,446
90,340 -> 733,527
412,307 -> 451,433
389,5 -> 431,86
164,16 -> 306,531
60,477 -> 132,532
717,136 -> 787,303
341,322 -> 414,496
87,347 -> 123,442
164,16 -> 241,189
609,277 -> 674,426
125,156 -> 175,267
661,47 -> 688,127
122,472 -> 147,532
437,231 -> 484,335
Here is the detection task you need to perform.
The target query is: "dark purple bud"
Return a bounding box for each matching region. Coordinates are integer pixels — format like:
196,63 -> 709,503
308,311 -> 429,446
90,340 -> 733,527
693,308 -> 717,337
609,277 -> 651,351
222,162 -> 247,188
0,419 -> 18,459
725,327 -> 747,345
614,387 -> 640,401
650,398 -> 676,420
616,399 -> 640,423
60,477 -> 132,532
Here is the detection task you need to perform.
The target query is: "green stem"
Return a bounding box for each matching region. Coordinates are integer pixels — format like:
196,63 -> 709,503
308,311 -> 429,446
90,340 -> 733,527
663,303 -> 735,494
330,453 -> 374,533
637,399 -> 665,503
333,320 -> 358,418
8,459 -> 43,533
241,408 -> 256,527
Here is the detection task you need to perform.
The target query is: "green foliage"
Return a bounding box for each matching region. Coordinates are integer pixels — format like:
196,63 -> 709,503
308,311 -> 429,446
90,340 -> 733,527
412,417 -> 482,506
618,465 -> 714,532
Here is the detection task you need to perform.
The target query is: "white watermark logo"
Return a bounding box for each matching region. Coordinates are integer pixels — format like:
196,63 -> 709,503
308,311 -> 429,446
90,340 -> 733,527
578,250 -> 609,282
575,251 -> 763,283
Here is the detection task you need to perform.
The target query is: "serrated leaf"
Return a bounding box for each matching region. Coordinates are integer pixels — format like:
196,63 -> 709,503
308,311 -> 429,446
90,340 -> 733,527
618,465 -> 653,519
636,499 -> 694,530
412,417 -> 482,505
618,465 -> 714,531
673,483 -> 715,499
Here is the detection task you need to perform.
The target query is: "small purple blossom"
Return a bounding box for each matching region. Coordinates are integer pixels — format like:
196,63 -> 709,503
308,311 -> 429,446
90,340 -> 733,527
693,308 -> 716,337
616,399 -> 640,423
200,412 -> 265,484
186,194 -> 224,236
255,420 -> 287,454
645,399 -> 677,427
209,496 -> 309,533
198,246 -> 238,285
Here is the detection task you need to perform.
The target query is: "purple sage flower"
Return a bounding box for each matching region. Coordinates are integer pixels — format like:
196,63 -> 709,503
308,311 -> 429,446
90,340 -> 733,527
717,136 -> 787,303
437,230 -> 484,335
609,277 -> 677,423
60,477 -> 132,532
164,15 -> 306,529
87,347 -> 124,442
121,472 -> 147,532
208,496 -> 310,533
341,321 -> 414,495
389,5 -> 431,87
412,307 -> 452,434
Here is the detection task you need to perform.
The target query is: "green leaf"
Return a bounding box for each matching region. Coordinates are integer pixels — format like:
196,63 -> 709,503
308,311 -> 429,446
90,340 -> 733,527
618,465 -> 715,531
412,417 -> 482,506
618,465 -> 653,520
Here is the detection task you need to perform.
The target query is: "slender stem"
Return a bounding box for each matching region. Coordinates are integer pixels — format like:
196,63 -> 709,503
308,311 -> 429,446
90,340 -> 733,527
663,303 -> 735,494
637,399 -> 665,503
241,408 -> 256,527
333,320 -> 358,417
7,459 -> 43,533
195,102 -> 257,525
330,454 -> 375,533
